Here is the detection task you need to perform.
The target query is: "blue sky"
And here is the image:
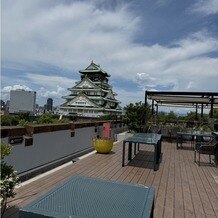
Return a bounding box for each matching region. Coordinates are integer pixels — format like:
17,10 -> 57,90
1,0 -> 218,110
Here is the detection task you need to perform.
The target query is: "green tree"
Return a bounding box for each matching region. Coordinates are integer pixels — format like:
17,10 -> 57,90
36,114 -> 56,124
123,102 -> 151,132
0,115 -> 19,126
166,111 -> 178,122
158,111 -> 167,123
213,108 -> 218,119
17,112 -> 30,121
185,111 -> 199,122
18,119 -> 30,126
0,115 -> 12,126
36,114 -> 68,124
1,144 -> 19,216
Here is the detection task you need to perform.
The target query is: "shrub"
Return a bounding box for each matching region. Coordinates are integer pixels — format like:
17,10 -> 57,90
36,114 -> 54,124
0,115 -> 12,126
97,114 -> 119,121
1,144 -> 19,216
18,119 -> 30,126
0,115 -> 19,126
36,114 -> 69,124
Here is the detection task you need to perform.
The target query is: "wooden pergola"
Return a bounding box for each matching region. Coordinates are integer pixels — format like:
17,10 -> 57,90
145,91 -> 218,118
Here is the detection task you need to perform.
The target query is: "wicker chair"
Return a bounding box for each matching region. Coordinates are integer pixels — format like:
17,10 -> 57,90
194,137 -> 217,166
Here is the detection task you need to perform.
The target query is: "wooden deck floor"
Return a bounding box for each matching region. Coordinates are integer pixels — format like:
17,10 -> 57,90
4,140 -> 218,218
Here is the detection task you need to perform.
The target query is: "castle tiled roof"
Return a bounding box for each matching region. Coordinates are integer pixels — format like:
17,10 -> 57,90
79,61 -> 110,77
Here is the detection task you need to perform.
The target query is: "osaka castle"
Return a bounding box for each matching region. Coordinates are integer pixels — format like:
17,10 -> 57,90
60,61 -> 122,118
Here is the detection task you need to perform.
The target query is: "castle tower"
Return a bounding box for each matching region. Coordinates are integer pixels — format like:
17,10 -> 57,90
60,61 -> 122,118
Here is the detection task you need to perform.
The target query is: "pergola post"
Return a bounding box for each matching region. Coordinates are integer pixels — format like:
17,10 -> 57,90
144,91 -> 148,125
195,104 -> 198,119
201,103 -> 203,118
156,104 -> 159,115
151,100 -> 154,115
210,96 -> 214,118
201,95 -> 204,118
145,91 -> 148,106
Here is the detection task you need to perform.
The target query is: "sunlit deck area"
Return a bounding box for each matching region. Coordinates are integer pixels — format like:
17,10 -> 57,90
4,140 -> 218,218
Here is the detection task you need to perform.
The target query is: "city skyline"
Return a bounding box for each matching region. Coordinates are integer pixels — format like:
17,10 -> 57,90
2,0 -> 218,110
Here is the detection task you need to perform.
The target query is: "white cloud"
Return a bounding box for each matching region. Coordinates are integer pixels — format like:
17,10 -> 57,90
2,0 -> 139,70
37,86 -> 66,99
26,73 -> 77,89
1,84 -> 67,105
25,74 -> 78,105
113,87 -> 144,107
136,72 -> 175,90
1,85 -> 32,102
1,73 -> 78,105
1,85 -> 32,93
154,0 -> 173,8
132,32 -> 218,92
190,0 -> 218,15
2,0 -> 218,107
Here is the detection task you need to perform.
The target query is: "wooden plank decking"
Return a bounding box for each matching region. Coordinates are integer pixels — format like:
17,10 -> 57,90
3,140 -> 218,218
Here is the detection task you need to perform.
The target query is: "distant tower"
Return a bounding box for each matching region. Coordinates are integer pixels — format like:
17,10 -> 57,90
47,98 -> 53,111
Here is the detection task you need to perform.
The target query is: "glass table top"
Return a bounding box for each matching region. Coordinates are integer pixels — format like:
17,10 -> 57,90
124,133 -> 161,144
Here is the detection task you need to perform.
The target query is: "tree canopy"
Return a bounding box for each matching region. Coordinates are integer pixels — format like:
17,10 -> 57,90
123,102 -> 151,132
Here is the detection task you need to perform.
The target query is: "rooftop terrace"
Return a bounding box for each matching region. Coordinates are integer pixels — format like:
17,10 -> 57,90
3,140 -> 218,218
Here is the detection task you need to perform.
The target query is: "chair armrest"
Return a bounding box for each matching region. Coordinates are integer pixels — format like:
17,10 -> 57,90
195,137 -> 216,150
200,136 -> 215,145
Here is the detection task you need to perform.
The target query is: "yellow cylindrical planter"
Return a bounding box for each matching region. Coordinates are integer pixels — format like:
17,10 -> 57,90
93,138 -> 114,154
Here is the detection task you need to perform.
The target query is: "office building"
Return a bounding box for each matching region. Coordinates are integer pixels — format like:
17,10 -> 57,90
9,89 -> 36,114
47,98 -> 53,111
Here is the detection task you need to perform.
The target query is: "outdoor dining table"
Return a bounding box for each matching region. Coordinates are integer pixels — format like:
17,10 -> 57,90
19,176 -> 155,218
122,133 -> 162,171
176,131 -> 214,149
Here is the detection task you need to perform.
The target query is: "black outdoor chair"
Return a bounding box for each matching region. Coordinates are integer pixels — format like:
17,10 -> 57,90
194,137 -> 217,167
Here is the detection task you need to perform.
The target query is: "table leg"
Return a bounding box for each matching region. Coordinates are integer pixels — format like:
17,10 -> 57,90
122,141 -> 125,167
154,144 -> 158,171
134,143 -> 136,155
159,139 -> 162,162
157,140 -> 160,164
176,134 -> 179,149
151,198 -> 154,218
128,142 -> 132,161
181,135 -> 184,148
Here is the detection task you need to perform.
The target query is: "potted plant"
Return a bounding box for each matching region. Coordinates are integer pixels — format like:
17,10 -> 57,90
93,122 -> 114,154
93,137 -> 114,154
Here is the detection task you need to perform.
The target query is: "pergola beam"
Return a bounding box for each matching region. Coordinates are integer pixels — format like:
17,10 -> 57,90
145,90 -> 218,118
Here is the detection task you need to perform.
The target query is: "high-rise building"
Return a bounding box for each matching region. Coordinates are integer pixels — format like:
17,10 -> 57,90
1,100 -> 5,108
47,98 -> 53,111
60,61 -> 122,118
9,89 -> 36,114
